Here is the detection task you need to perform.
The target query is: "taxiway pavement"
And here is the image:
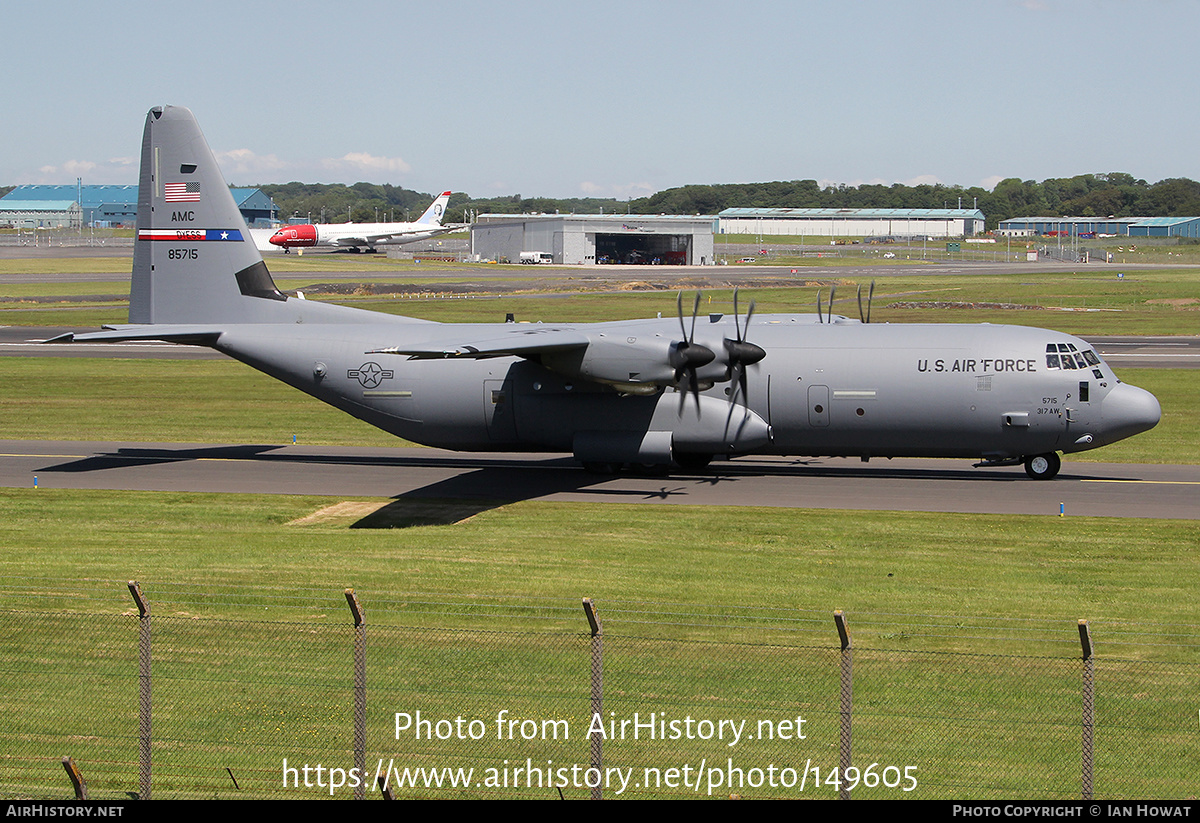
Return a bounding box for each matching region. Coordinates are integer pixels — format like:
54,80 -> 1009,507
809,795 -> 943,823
2,440 -> 1196,520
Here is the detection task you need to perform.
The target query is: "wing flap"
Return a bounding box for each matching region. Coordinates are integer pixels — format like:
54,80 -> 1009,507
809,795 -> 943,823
369,327 -> 589,359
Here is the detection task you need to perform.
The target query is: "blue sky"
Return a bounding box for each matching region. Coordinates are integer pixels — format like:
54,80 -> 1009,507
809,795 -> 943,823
3,0 -> 1196,199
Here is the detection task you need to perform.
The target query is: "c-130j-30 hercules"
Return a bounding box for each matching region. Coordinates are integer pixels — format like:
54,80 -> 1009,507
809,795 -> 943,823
55,106 -> 1161,480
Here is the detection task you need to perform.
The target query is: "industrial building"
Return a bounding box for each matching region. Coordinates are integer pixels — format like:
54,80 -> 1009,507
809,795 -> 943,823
998,216 -> 1200,239
717,207 -> 986,238
471,214 -> 716,265
0,199 -> 83,229
0,185 -> 279,227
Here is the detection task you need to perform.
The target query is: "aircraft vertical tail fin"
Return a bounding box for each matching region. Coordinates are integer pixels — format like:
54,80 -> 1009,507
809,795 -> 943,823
129,106 -> 286,325
415,191 -> 451,225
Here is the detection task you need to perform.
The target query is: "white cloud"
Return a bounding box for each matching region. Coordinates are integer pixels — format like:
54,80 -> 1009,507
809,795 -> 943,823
320,152 -> 412,179
215,148 -> 288,178
898,174 -> 944,187
28,157 -> 136,185
579,180 -> 656,199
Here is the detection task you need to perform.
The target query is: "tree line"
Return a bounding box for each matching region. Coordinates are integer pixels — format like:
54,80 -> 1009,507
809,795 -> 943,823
256,173 -> 1200,230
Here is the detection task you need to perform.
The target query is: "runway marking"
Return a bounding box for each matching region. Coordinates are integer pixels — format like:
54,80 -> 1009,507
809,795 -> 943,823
1101,353 -> 1200,358
1100,341 -> 1192,346
1080,479 -> 1200,485
0,452 -> 87,459
1,343 -> 178,348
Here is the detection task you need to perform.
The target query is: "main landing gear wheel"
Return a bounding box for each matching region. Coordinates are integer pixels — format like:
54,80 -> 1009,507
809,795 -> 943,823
1024,452 -> 1061,480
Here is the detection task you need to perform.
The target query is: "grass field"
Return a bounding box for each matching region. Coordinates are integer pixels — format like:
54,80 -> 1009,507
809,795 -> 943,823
3,261 -> 1197,335
0,262 -> 1196,798
2,489 -> 1196,649
1,485 -> 1196,798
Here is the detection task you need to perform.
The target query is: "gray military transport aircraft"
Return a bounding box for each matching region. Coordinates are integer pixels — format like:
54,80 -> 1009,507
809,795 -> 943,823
53,106 -> 1161,480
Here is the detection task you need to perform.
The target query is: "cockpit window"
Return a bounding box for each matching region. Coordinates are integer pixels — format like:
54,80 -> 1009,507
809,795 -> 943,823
1046,342 -> 1102,371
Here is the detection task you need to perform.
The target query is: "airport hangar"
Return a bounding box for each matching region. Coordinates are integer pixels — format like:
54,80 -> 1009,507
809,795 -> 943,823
0,199 -> 83,229
470,213 -> 717,265
0,185 -> 279,228
718,207 -> 986,239
997,215 -> 1200,238
468,207 -> 986,265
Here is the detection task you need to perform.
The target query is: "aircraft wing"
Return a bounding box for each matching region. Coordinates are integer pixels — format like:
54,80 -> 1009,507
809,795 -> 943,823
332,229 -> 430,247
369,327 -> 590,359
332,235 -> 373,247
377,225 -> 465,244
45,325 -> 225,346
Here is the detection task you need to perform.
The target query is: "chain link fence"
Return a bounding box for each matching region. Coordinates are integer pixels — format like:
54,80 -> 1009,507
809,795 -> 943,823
0,582 -> 1195,800
0,228 -> 132,249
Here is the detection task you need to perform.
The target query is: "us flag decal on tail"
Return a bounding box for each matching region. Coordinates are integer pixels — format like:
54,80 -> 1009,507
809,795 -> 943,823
164,182 -> 200,202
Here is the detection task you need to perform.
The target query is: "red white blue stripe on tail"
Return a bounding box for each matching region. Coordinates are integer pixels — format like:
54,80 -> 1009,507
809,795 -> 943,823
138,229 -> 244,241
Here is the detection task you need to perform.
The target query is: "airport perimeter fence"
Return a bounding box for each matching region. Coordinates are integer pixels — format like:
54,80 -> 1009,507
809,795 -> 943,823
718,245 -> 1032,266
0,583 -> 1196,800
0,228 -> 132,248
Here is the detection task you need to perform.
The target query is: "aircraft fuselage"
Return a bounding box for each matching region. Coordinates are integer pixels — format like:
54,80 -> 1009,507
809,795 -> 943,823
211,314 -> 1159,469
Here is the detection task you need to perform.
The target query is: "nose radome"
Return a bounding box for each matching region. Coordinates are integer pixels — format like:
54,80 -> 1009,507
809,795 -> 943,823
1101,382 -> 1161,444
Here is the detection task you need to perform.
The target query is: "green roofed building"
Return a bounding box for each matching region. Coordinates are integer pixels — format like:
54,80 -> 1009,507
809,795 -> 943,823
718,207 -> 986,238
997,216 -> 1200,238
0,185 -> 278,227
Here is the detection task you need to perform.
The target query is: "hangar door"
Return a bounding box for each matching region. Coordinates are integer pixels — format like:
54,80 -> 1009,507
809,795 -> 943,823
595,233 -> 691,265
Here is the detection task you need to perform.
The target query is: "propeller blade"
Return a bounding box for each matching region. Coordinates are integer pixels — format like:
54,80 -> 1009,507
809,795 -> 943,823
867,280 -> 875,324
722,289 -> 764,409
732,288 -> 741,342
671,291 -> 713,415
676,369 -> 705,416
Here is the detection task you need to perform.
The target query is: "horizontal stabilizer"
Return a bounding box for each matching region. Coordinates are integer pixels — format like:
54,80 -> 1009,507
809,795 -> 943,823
45,325 -> 225,346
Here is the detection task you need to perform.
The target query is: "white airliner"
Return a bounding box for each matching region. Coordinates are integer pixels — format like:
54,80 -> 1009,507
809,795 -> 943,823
268,191 -> 461,252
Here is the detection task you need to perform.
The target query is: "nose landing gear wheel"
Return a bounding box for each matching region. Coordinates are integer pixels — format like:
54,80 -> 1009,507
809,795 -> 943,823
1024,452 -> 1061,480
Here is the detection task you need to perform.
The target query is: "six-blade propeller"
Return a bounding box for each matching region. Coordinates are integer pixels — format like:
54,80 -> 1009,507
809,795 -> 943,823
668,288 -> 767,414
670,292 -> 716,413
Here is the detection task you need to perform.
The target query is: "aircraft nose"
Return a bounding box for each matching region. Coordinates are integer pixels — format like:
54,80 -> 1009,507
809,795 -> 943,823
268,232 -> 285,247
1100,382 -> 1161,444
